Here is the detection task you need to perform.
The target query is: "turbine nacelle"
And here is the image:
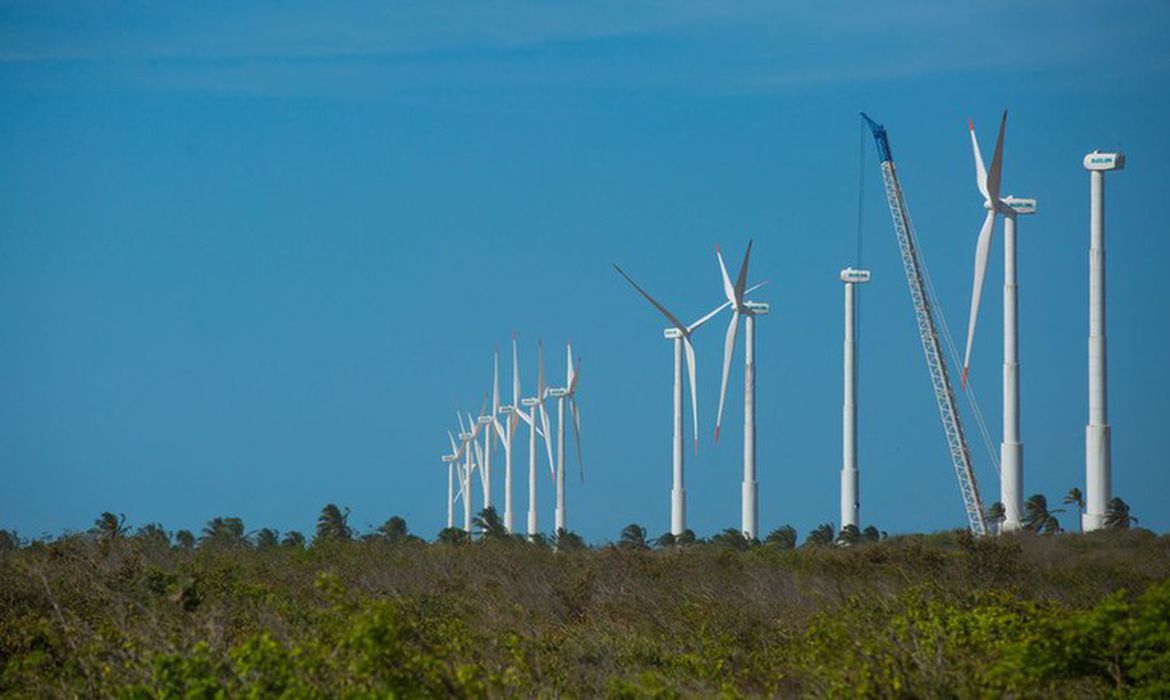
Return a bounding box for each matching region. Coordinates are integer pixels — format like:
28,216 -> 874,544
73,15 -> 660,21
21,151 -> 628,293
458,432 -> 473,441
1003,196 -> 1037,216
476,416 -> 493,426
498,405 -> 516,416
441,455 -> 457,463
663,327 -> 684,339
547,387 -> 569,398
744,300 -> 770,315
840,268 -> 872,284
520,397 -> 539,408
1083,151 -> 1125,171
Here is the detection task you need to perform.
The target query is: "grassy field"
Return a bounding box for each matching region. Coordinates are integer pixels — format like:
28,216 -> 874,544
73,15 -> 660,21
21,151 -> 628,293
1,520 -> 1168,698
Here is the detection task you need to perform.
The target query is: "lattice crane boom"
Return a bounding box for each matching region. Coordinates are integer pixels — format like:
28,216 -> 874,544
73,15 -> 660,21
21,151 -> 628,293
862,113 -> 988,536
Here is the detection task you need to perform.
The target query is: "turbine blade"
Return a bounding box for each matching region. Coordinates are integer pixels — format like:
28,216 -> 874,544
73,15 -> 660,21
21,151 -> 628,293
448,430 -> 458,455
969,118 -> 989,201
716,245 -> 736,303
569,356 -> 582,395
566,342 -> 575,390
688,300 -> 731,333
613,264 -> 688,333
539,402 -> 555,481
457,411 -> 467,433
733,239 -> 753,304
569,397 -> 583,482
715,310 -> 740,441
985,110 -> 1007,206
512,334 -> 521,407
537,339 -> 545,398
683,336 -> 699,454
492,347 -> 500,415
963,209 -> 997,386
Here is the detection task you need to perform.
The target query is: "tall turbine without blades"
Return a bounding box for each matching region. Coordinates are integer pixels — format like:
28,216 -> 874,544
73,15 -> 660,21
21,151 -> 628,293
840,267 -> 871,533
1082,149 -> 1125,532
713,240 -> 770,540
613,264 -> 761,535
968,114 -> 1036,531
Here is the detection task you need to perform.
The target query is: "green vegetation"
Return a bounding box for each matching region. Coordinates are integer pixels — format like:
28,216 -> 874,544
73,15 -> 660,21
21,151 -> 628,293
0,504 -> 1166,698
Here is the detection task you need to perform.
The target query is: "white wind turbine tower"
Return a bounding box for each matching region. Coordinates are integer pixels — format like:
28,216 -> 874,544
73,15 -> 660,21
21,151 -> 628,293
547,343 -> 583,535
521,340 -> 556,539
839,267 -> 870,532
441,429 -> 466,529
1082,149 -> 1125,532
964,112 -> 1037,532
455,412 -> 477,532
495,336 -> 553,535
614,263 -> 759,535
714,240 -> 770,540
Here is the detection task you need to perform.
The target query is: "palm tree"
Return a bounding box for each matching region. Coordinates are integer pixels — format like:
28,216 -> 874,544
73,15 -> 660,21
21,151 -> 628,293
1022,494 -> 1063,534
554,528 -> 586,551
618,524 -> 649,550
712,527 -> 752,551
836,524 -> 861,547
1064,488 -> 1085,532
0,530 -> 20,552
473,506 -> 509,541
986,502 -> 1006,535
804,523 -> 835,547
1104,497 -> 1137,529
316,504 -> 352,542
377,516 -> 410,543
654,532 -> 676,548
175,530 -> 196,549
253,528 -> 279,548
135,523 -> 170,547
764,525 -> 797,550
201,517 -> 247,547
281,531 -> 306,548
862,525 -> 881,543
90,512 -> 128,542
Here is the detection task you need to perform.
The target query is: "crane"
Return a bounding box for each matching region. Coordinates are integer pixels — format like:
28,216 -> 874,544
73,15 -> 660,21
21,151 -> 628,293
862,113 -> 988,536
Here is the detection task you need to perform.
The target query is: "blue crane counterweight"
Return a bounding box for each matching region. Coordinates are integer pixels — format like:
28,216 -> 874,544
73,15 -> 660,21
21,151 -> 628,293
860,113 -> 988,536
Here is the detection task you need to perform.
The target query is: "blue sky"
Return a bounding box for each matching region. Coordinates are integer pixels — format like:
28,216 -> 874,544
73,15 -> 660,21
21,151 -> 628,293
2,2 -> 1168,542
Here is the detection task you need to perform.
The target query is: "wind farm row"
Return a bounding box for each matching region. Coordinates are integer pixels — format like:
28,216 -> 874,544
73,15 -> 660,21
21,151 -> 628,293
438,111 -> 1127,541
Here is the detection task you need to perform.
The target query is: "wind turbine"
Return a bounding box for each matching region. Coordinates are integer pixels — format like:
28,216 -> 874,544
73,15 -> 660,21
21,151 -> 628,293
713,240 -> 770,540
966,112 -> 1037,532
548,343 -> 583,535
613,263 -> 761,536
455,412 -> 477,532
520,340 -> 556,539
839,267 -> 871,533
496,336 -> 551,535
1082,149 -> 1125,532
441,429 -> 464,529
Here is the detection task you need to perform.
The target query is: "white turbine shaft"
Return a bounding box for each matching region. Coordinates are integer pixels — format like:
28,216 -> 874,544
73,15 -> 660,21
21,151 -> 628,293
841,274 -> 858,531
555,394 -> 566,533
527,403 -> 538,538
462,444 -> 473,532
742,315 -> 757,540
447,461 -> 455,529
1082,150 -> 1123,531
672,336 -> 686,535
1001,211 -> 1023,531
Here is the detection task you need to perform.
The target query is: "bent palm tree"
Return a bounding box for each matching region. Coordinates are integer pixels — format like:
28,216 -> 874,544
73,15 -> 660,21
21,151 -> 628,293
90,512 -> 128,542
862,525 -> 881,543
1104,497 -> 1137,529
316,504 -> 352,542
175,530 -> 196,549
135,523 -> 170,547
1064,488 -> 1085,532
377,516 -> 410,543
201,517 -> 246,547
473,506 -> 509,541
619,524 -> 649,550
1023,494 -> 1063,535
804,523 -> 835,547
836,524 -> 860,547
253,528 -> 279,548
986,502 -> 1006,535
764,525 -> 797,550
282,531 -> 306,548
712,527 -> 752,551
